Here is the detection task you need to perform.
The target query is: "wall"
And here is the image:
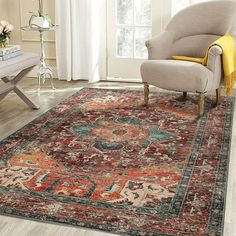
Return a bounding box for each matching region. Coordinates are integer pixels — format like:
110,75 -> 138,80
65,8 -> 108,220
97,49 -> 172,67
0,0 -> 8,20
3,0 -> 56,76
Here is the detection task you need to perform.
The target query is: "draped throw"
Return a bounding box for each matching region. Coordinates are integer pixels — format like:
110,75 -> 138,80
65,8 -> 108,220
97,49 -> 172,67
172,34 -> 236,95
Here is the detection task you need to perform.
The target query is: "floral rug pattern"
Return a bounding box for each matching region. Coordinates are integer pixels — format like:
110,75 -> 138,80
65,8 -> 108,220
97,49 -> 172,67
0,88 -> 233,235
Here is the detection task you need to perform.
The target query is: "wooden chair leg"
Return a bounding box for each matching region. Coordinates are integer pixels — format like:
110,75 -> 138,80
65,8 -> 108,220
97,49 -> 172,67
198,93 -> 205,117
215,88 -> 221,106
144,82 -> 149,106
183,92 -> 187,100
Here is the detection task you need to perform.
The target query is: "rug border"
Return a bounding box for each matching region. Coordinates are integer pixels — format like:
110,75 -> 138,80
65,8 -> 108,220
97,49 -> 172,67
212,97 -> 235,235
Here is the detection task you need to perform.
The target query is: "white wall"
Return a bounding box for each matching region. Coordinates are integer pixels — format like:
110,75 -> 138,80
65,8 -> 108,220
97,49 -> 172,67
0,0 -> 8,20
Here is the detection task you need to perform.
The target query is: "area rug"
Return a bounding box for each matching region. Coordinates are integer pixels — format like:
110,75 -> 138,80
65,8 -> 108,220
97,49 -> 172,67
0,88 -> 234,235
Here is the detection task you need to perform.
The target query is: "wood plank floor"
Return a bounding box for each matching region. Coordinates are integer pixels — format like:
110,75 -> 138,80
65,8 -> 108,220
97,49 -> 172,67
0,78 -> 235,236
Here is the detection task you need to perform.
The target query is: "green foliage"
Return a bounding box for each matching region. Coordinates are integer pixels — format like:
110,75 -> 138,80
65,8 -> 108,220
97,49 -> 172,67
0,32 -> 10,42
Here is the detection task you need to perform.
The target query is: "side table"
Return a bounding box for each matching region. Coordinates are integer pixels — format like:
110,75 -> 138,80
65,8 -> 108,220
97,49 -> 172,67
21,26 -> 58,91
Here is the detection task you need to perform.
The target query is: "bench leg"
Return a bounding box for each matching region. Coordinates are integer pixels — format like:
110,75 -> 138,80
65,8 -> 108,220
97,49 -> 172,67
1,67 -> 40,109
14,85 -> 40,109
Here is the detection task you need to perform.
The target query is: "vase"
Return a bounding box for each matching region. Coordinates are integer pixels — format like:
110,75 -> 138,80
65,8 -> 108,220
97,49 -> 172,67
0,40 -> 7,48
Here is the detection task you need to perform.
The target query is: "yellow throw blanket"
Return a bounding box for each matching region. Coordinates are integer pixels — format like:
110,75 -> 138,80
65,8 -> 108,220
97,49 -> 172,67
172,34 -> 236,95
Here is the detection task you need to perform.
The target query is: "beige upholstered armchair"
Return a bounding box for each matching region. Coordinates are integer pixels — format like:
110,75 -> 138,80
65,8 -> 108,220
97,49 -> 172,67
141,1 -> 236,116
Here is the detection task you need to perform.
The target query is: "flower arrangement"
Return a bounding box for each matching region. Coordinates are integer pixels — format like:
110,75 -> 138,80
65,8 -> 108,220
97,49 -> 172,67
30,0 -> 52,29
0,20 -> 14,48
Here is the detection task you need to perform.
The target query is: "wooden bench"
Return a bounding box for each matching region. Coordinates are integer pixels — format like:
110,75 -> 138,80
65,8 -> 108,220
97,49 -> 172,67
0,52 -> 40,109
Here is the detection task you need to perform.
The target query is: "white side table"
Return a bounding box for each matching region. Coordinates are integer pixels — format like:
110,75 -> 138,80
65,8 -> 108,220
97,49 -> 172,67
21,26 -> 58,91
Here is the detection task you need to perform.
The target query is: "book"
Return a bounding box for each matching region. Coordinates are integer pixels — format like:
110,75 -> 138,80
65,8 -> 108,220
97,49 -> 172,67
0,50 -> 22,61
0,45 -> 21,57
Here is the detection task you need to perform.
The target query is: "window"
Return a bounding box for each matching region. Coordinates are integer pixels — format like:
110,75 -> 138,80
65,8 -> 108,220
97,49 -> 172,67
116,0 -> 152,59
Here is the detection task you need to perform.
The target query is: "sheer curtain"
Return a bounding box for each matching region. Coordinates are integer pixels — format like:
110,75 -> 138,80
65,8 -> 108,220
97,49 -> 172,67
55,0 -> 106,82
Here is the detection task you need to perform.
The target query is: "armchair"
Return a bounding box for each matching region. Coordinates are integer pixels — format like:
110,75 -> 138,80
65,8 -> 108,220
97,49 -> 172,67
141,1 -> 236,116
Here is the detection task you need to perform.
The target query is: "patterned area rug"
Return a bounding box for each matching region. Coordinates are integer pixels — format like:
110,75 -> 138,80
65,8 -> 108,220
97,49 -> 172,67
0,88 -> 234,235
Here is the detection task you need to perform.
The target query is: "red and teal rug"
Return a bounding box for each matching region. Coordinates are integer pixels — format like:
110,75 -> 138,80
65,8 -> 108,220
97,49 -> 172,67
0,88 -> 233,235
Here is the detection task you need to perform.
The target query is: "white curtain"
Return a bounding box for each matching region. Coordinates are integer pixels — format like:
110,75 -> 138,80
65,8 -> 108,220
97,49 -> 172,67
55,0 -> 106,82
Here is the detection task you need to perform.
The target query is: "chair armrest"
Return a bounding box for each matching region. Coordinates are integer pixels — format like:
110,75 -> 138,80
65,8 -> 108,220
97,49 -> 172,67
206,45 -> 222,72
146,31 -> 173,60
206,45 -> 223,89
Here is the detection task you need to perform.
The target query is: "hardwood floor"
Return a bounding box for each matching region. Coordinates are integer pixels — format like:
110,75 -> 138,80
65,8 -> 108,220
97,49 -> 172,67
0,78 -> 235,236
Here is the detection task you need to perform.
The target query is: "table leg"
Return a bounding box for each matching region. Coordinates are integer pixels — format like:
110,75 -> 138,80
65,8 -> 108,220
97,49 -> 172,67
37,65 -> 55,91
13,85 -> 40,109
1,67 -> 40,109
37,30 -> 55,91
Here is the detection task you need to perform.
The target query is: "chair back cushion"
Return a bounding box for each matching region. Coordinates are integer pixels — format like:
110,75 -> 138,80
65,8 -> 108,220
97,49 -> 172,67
166,1 -> 236,57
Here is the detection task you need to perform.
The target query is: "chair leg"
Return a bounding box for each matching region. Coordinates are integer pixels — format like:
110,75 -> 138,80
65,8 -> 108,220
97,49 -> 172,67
198,93 -> 205,117
144,82 -> 149,106
215,88 -> 221,106
183,92 -> 187,100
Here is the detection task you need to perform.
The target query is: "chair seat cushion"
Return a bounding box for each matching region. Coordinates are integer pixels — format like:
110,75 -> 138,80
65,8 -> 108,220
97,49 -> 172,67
0,52 -> 39,80
141,60 -> 214,93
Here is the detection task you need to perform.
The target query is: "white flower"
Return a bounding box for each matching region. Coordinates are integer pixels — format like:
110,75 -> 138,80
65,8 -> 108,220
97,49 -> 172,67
5,24 -> 14,33
0,25 -> 3,35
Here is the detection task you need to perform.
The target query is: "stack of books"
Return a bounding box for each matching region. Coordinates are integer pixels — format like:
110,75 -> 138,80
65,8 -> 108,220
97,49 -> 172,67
0,45 -> 22,61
